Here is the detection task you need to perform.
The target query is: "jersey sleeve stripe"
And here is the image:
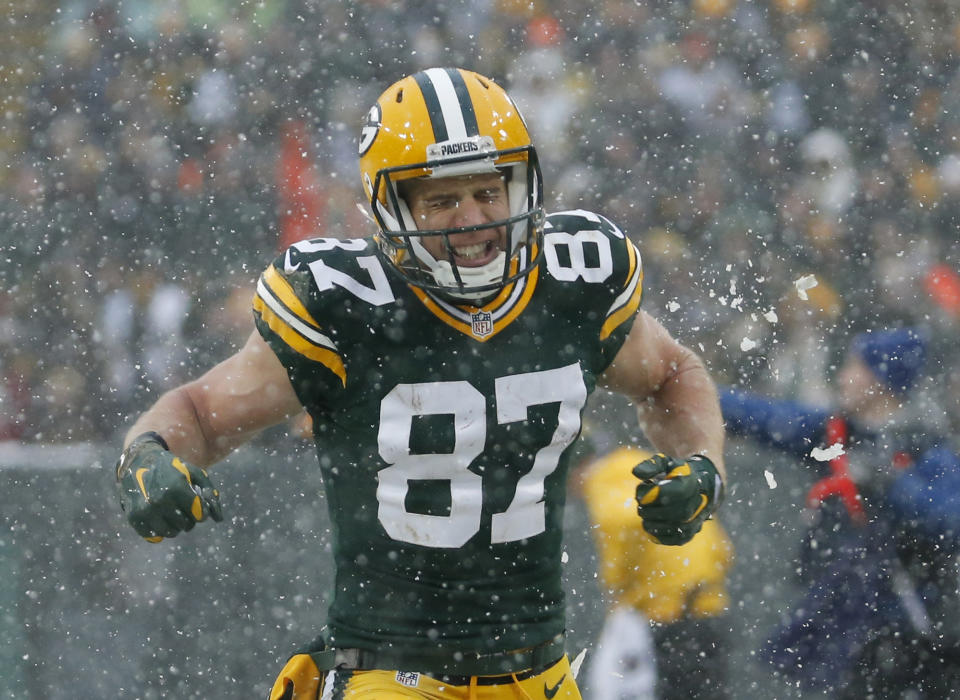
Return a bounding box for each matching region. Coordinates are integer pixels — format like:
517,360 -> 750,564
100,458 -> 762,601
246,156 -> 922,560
253,274 -> 347,386
255,277 -> 338,351
600,242 -> 644,341
262,265 -> 324,329
623,235 -> 639,283
254,294 -> 347,386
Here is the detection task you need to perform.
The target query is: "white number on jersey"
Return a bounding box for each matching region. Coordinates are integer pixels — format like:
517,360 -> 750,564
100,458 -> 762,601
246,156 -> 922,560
543,230 -> 614,283
294,238 -> 396,306
375,363 -> 587,548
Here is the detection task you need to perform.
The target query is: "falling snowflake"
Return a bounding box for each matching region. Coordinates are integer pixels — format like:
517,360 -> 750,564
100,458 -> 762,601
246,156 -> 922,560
811,443 -> 845,461
794,274 -> 818,300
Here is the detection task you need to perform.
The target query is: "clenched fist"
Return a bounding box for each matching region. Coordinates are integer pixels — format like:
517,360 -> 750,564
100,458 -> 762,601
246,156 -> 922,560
633,453 -> 723,546
115,432 -> 223,542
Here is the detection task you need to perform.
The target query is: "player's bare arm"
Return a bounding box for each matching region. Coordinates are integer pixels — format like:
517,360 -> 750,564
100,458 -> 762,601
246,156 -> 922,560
124,330 -> 303,466
600,309 -> 725,478
116,330 -> 303,542
601,309 -> 727,546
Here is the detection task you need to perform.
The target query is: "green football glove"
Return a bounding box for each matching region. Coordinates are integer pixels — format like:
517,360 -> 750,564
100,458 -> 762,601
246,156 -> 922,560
115,432 -> 223,542
633,453 -> 724,546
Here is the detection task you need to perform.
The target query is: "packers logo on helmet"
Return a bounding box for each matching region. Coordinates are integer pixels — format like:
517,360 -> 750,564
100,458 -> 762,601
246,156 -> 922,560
359,67 -> 544,302
358,103 -> 382,156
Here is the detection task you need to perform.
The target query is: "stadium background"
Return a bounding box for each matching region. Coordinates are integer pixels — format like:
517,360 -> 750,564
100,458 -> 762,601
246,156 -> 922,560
2,0 -> 959,697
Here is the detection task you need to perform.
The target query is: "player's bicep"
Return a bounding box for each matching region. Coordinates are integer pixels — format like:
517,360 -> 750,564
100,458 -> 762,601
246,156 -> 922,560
184,331 -> 304,447
599,310 -> 689,401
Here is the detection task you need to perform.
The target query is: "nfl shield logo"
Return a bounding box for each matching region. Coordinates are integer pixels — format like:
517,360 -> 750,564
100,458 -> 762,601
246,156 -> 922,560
471,310 -> 493,337
396,671 -> 420,687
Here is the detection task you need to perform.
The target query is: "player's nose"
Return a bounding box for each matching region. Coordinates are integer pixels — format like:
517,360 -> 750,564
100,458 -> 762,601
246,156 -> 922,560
450,197 -> 487,228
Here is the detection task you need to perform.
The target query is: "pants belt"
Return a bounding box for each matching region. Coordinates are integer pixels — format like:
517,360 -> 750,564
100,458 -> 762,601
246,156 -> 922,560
310,633 -> 565,677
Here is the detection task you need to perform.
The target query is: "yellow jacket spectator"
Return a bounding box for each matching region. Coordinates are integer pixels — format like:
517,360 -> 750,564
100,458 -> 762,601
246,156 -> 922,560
578,445 -> 733,700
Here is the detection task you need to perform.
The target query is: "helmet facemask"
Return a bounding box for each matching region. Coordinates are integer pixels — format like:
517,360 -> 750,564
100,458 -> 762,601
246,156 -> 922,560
372,146 -> 544,303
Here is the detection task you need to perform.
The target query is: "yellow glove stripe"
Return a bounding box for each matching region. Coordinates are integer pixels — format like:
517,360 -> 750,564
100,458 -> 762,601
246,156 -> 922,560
666,463 -> 691,478
685,494 -> 709,523
145,536 -> 164,543
640,486 -> 660,505
190,495 -> 204,521
135,468 -> 151,501
171,457 -> 193,485
171,458 -> 206,521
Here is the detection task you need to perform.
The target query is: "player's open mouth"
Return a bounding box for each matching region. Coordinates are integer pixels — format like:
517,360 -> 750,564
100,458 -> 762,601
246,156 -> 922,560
450,240 -> 499,267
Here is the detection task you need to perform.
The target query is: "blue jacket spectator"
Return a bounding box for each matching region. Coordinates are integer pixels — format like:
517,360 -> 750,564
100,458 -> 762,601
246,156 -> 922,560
721,327 -> 960,697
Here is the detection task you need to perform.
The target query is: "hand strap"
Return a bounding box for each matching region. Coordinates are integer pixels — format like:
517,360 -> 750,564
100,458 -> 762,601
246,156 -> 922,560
690,453 -> 725,507
132,431 -> 170,451
116,431 -> 170,480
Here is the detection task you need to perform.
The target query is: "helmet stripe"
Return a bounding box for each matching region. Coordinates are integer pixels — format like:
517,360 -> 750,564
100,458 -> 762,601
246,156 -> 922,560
443,67 -> 479,136
413,70 -> 449,143
416,68 -> 479,143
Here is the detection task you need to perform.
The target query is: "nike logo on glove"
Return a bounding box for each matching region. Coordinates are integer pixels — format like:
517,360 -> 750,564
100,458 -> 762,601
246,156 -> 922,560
544,674 -> 566,698
135,468 -> 151,501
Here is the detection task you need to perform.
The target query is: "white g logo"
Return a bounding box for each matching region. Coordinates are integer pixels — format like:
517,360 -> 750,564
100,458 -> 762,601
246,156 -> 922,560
359,103 -> 382,155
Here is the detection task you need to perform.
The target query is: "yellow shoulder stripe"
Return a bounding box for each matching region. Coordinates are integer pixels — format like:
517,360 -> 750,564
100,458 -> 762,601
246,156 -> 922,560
600,240 -> 643,341
253,295 -> 347,386
262,265 -> 322,328
624,235 -> 639,281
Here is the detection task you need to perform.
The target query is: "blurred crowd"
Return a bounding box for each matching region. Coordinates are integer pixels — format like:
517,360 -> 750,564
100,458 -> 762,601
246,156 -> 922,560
2,0 -> 960,444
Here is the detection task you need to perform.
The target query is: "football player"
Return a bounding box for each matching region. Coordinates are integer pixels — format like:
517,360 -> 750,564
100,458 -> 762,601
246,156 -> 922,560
115,67 -> 727,699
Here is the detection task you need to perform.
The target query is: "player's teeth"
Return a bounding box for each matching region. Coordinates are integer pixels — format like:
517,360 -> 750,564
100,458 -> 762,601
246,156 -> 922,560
454,243 -> 486,259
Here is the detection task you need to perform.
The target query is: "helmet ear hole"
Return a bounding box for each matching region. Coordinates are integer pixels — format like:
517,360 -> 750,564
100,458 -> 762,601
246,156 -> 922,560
395,88 -> 403,103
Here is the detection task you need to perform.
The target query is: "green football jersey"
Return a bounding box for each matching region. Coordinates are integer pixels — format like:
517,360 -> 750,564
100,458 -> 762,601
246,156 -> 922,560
253,209 -> 643,667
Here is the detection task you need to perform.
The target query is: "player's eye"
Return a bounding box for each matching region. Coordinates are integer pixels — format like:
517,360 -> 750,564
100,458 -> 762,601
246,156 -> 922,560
478,188 -> 502,202
431,197 -> 457,210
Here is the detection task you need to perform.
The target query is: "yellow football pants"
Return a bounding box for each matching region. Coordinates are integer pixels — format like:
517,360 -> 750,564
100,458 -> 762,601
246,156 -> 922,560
270,654 -> 581,699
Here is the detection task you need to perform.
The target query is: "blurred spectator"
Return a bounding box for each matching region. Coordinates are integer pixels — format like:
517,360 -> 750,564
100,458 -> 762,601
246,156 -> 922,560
576,442 -> 733,700
0,348 -> 32,441
276,120 -> 326,250
797,128 -> 858,217
656,29 -> 752,139
763,276 -> 845,407
720,327 -> 960,697
508,15 -> 583,173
